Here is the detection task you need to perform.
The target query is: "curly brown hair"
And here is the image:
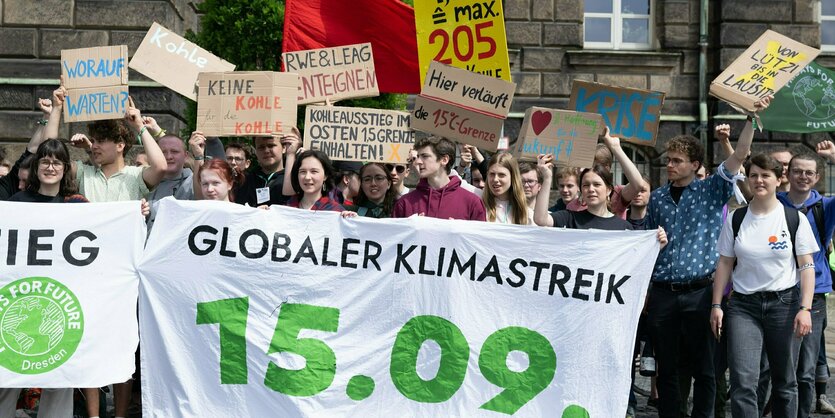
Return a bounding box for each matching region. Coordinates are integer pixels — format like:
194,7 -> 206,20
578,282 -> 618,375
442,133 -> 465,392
87,119 -> 134,156
666,135 -> 703,169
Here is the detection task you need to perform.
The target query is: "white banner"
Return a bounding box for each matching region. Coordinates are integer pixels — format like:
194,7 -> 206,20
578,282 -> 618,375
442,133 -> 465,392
138,198 -> 659,417
0,201 -> 145,387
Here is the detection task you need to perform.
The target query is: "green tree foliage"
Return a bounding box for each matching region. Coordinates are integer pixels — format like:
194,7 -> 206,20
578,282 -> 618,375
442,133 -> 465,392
182,0 -> 409,137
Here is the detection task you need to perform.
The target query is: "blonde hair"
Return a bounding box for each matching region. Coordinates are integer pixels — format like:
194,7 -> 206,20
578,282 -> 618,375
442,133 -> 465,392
482,153 -> 529,224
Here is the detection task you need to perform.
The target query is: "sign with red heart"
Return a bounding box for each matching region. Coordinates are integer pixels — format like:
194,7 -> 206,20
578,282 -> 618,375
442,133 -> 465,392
511,107 -> 604,168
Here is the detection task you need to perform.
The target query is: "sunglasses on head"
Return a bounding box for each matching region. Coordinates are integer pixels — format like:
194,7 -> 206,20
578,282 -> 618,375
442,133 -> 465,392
385,164 -> 406,174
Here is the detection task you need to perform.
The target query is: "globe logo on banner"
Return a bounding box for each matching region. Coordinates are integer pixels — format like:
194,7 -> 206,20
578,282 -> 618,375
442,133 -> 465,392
0,277 -> 84,374
791,74 -> 835,120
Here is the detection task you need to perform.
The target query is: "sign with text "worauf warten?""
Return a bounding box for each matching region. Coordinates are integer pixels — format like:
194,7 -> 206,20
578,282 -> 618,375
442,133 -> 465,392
138,198 -> 659,417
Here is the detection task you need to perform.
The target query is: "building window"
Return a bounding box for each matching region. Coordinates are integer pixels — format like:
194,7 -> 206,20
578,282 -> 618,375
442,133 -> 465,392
584,0 -> 653,50
823,0 -> 835,52
611,144 -> 650,186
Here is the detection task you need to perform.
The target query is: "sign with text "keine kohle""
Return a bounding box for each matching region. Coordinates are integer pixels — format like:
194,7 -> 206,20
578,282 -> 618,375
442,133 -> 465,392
61,45 -> 129,123
130,22 -> 235,101
411,61 -> 515,151
282,43 -> 378,105
196,72 -> 299,137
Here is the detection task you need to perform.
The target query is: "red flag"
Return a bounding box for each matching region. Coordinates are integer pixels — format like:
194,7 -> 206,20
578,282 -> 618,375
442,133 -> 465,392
283,0 -> 421,94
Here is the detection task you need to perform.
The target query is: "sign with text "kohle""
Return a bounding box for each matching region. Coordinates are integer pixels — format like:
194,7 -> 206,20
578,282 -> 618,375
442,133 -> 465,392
196,72 -> 299,137
411,61 -> 515,151
710,30 -> 820,113
61,45 -> 129,123
130,22 -> 235,101
282,43 -> 378,105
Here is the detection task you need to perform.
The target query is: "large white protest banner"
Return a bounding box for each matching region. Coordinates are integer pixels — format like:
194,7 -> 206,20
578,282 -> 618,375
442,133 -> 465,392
138,198 -> 659,417
0,202 -> 145,387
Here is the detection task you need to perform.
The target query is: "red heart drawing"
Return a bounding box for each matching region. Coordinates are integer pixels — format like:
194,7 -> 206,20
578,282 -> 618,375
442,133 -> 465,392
531,110 -> 552,136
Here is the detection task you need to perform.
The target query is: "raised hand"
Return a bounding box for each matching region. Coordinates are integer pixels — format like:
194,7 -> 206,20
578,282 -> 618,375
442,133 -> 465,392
537,153 -> 555,175
753,95 -> 773,113
817,140 -> 835,162
189,131 -> 206,159
142,116 -> 162,137
124,96 -> 143,132
69,133 -> 92,150
599,126 -> 620,150
714,124 -> 730,141
38,98 -> 53,115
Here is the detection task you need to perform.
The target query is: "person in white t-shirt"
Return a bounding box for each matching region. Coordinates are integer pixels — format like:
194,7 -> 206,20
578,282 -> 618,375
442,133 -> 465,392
711,153 -> 817,418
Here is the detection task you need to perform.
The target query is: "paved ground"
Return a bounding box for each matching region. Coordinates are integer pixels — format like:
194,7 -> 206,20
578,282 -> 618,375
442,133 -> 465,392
633,296 -> 835,417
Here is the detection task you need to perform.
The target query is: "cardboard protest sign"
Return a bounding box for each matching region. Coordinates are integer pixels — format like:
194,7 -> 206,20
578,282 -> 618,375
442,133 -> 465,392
411,61 -> 515,151
304,105 -> 413,163
196,72 -> 299,137
568,80 -> 665,147
512,107 -> 604,167
61,45 -> 130,122
415,0 -> 511,85
129,22 -> 235,101
282,43 -> 378,105
710,30 -> 820,113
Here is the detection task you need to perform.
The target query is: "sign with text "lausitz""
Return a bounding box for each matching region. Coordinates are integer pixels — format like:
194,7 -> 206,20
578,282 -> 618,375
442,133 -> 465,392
130,22 -> 236,101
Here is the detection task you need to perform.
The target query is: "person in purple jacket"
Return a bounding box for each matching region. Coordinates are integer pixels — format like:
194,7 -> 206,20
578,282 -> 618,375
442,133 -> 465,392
777,145 -> 835,415
392,136 -> 486,221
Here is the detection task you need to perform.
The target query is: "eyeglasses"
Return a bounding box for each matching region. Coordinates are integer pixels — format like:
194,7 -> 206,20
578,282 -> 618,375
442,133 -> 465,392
522,179 -> 539,186
226,156 -> 246,162
38,159 -> 64,170
362,175 -> 388,183
385,164 -> 407,174
790,169 -> 817,178
664,157 -> 690,166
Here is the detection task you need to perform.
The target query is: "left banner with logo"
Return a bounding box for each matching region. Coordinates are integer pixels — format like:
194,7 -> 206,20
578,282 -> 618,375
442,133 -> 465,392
0,201 -> 145,387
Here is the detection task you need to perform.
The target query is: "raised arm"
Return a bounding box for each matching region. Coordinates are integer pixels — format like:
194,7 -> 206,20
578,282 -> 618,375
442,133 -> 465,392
124,97 -> 165,189
714,124 -> 734,160
601,127 -> 647,202
281,130 -> 302,197
533,154 -> 555,227
189,131 -> 207,199
723,95 -> 772,173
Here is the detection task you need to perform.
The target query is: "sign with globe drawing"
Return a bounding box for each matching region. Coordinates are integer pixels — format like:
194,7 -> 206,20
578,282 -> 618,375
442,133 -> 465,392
0,277 -> 83,374
760,61 -> 835,133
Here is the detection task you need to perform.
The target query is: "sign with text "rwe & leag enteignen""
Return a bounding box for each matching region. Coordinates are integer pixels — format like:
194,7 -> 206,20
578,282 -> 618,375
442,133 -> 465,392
282,43 -> 379,105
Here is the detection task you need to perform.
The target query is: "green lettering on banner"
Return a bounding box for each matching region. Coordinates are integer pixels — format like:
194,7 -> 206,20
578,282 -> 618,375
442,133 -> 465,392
264,303 -> 340,396
562,404 -> 591,418
390,315 -> 470,403
478,327 -> 556,414
196,296 -> 249,384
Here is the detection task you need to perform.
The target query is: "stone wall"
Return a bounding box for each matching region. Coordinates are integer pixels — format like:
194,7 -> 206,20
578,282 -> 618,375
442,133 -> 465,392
0,0 -> 202,159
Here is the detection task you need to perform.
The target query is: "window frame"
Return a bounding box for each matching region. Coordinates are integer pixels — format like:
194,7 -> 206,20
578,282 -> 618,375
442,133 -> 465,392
822,0 -> 835,52
583,0 -> 654,50
611,144 -> 650,187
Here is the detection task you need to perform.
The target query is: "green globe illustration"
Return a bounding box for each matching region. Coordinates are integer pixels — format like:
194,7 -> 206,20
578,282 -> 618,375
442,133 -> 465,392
1,296 -> 65,357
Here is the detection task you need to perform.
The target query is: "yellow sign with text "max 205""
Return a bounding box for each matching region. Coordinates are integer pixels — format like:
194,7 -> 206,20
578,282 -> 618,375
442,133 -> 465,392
415,0 -> 511,85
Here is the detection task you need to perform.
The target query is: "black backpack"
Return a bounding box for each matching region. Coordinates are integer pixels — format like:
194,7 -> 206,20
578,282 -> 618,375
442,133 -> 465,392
731,205 -> 801,267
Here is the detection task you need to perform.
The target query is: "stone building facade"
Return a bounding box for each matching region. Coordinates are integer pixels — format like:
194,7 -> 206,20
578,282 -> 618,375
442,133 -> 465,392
0,0 -> 831,187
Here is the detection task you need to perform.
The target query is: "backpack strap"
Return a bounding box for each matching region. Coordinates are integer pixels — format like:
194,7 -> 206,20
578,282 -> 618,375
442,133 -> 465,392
783,205 -> 800,267
810,200 -> 828,254
732,206 -> 748,243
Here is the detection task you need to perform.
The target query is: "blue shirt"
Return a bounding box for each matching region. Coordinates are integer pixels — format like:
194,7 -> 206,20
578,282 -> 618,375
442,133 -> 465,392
776,190 -> 835,294
647,164 -> 735,282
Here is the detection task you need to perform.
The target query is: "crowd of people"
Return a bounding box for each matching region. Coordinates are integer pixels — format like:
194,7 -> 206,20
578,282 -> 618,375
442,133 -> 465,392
0,81 -> 833,418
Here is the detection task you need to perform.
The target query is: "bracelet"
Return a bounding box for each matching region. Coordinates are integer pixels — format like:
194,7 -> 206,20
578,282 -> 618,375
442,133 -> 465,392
153,128 -> 166,139
800,306 -> 812,312
711,304 -> 723,310
136,126 -> 147,145
193,156 -> 204,161
799,263 -> 815,272
36,119 -> 48,126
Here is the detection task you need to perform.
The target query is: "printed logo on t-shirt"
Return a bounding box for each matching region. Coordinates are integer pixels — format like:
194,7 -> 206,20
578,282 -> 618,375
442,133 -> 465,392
768,232 -> 788,250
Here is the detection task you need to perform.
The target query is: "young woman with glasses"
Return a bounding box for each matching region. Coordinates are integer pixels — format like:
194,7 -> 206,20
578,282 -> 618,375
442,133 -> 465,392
342,163 -> 399,218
